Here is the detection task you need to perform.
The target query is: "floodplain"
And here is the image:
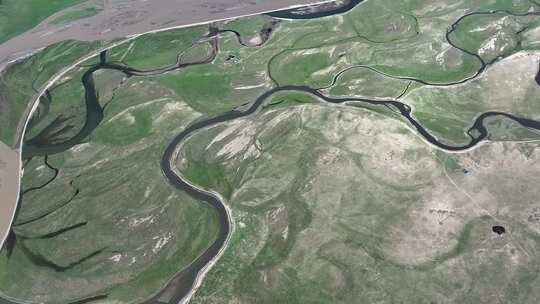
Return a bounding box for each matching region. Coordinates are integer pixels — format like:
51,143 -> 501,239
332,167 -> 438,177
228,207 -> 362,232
1,0 -> 540,303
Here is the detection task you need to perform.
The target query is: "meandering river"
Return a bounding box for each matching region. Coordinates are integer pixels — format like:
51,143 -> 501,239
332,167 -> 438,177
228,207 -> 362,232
6,3 -> 540,304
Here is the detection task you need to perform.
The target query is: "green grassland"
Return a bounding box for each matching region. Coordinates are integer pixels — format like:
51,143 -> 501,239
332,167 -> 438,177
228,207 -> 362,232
23,68 -> 89,144
0,19 -> 287,300
0,40 -> 101,146
404,50 -> 540,145
107,26 -> 209,70
323,67 -> 411,98
223,15 -> 275,42
0,0 -> 86,43
268,0 -> 539,87
1,0 -> 540,303
449,12 -> 540,63
0,74 -> 220,303
148,28 -> 285,115
265,90 -> 321,110
484,116 -> 540,141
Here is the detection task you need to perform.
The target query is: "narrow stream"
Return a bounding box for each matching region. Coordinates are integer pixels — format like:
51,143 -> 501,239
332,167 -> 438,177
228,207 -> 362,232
6,5 -> 540,304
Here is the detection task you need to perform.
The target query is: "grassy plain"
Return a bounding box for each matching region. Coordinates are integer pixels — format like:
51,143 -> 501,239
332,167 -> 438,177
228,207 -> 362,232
107,26 -> 209,70
223,15 -> 275,44
449,12 -> 540,62
2,0 -> 540,303
322,67 -> 411,98
0,40 -> 100,146
268,0 -> 539,87
404,51 -> 540,145
0,74 -> 220,303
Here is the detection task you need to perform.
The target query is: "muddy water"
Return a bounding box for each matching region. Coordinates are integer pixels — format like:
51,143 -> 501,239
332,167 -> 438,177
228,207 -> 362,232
0,141 -> 19,250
